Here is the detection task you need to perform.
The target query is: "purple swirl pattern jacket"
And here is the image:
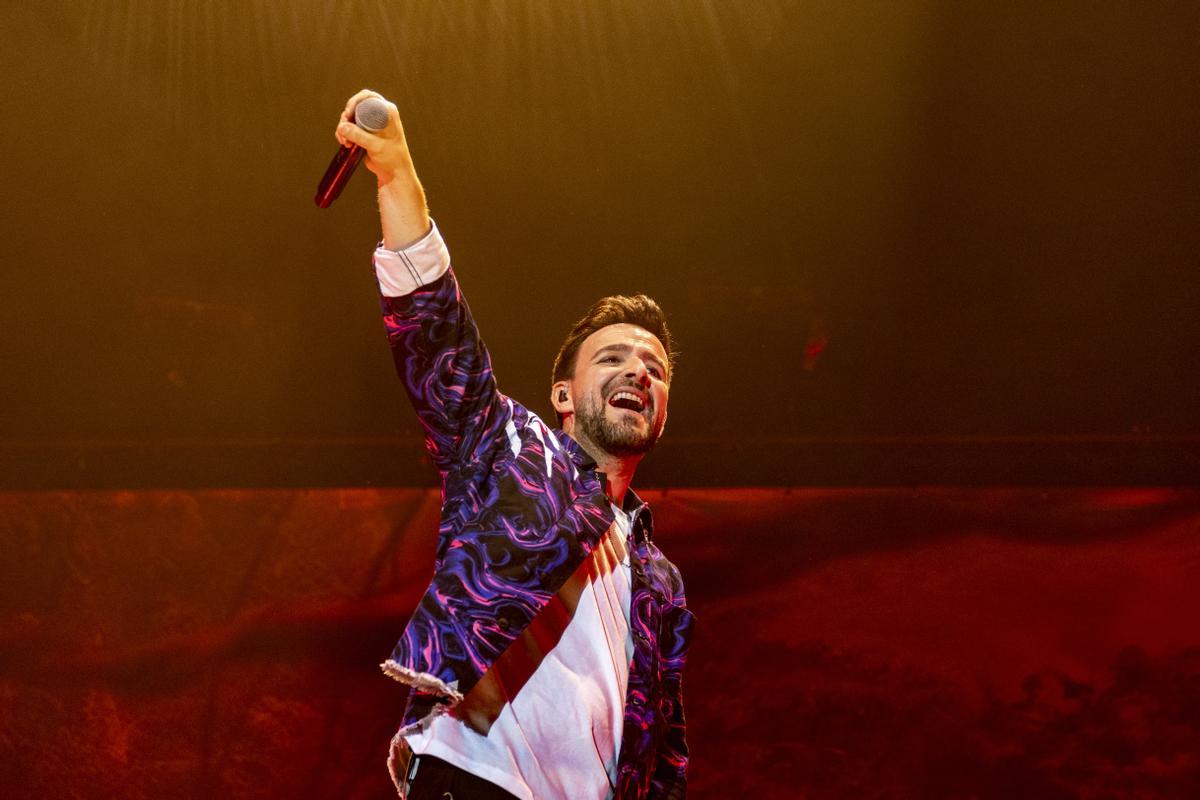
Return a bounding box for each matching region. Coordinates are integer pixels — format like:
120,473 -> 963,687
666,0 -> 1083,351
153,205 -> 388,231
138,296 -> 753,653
377,249 -> 694,799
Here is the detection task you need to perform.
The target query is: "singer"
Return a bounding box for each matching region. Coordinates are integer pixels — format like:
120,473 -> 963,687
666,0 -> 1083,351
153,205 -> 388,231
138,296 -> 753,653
332,90 -> 694,800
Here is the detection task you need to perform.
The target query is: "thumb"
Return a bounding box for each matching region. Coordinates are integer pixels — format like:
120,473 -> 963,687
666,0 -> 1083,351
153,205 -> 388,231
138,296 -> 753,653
337,121 -> 379,152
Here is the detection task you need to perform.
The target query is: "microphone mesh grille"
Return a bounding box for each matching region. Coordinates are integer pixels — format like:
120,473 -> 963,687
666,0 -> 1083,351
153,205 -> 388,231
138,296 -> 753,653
354,98 -> 389,133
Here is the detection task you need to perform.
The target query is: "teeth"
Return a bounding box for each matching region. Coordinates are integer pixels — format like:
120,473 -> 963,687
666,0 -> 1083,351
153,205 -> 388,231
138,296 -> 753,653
610,391 -> 645,410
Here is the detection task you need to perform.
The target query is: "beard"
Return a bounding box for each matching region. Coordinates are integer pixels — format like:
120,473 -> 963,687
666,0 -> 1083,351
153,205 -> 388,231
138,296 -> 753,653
574,390 -> 661,457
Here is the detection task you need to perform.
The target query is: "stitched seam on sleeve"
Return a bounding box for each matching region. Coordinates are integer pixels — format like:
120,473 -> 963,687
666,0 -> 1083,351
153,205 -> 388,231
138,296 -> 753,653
397,249 -> 422,287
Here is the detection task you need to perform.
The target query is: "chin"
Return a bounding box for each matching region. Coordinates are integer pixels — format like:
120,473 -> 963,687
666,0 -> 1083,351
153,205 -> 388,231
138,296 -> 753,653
576,397 -> 663,457
614,423 -> 662,456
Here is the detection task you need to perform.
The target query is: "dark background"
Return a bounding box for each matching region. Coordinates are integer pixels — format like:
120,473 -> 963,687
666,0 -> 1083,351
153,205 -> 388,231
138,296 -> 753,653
3,1 -> 1198,487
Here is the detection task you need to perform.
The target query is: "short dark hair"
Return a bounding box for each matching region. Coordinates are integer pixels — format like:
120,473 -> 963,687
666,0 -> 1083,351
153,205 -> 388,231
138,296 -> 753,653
551,294 -> 677,425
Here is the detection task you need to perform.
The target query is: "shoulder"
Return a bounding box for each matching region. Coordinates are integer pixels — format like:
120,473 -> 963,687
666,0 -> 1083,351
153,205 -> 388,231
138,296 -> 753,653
495,399 -> 558,458
464,397 -> 585,490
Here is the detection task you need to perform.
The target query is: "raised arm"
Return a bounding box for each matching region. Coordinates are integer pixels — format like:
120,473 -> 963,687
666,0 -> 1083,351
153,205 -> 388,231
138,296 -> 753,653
336,89 -> 430,249
336,91 -> 506,471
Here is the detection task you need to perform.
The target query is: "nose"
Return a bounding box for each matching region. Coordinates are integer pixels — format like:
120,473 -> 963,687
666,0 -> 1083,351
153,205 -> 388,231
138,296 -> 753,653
626,361 -> 651,386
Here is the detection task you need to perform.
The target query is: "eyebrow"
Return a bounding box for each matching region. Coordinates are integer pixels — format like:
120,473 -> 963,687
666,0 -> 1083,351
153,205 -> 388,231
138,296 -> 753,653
594,343 -> 668,375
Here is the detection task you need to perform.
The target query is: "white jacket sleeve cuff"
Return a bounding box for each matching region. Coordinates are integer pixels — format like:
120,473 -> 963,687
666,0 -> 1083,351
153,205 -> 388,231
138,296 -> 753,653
372,219 -> 451,297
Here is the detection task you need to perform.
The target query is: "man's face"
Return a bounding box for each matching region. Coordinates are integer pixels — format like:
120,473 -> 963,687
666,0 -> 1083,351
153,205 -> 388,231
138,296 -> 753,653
566,323 -> 670,458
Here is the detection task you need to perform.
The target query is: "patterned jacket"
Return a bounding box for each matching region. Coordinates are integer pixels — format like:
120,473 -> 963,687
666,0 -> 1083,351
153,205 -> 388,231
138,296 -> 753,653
375,226 -> 694,799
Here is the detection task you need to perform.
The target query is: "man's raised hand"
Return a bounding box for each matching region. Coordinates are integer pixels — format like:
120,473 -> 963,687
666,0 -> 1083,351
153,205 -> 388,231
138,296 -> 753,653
335,89 -> 429,249
335,89 -> 413,187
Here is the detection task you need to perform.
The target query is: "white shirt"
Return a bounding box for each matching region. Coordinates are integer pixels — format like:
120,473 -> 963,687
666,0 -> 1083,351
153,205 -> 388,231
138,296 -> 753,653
404,504 -> 634,800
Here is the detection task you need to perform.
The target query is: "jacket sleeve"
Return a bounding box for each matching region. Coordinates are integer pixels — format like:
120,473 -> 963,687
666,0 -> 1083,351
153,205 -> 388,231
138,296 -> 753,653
375,223 -> 507,470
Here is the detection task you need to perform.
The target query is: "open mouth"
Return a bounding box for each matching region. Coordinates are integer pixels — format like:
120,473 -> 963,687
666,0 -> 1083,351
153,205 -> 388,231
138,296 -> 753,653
608,389 -> 647,414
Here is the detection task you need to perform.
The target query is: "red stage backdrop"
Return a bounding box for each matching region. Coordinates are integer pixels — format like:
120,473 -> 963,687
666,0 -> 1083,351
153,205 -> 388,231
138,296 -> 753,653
3,487 -> 1198,798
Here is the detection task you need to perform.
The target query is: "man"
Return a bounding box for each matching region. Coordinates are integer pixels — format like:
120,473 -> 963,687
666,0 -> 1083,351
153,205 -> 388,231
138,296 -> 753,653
335,90 -> 694,800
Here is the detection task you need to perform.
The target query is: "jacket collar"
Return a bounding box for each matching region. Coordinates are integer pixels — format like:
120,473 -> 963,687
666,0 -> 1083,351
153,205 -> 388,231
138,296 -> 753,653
555,429 -> 654,544
622,486 -> 654,544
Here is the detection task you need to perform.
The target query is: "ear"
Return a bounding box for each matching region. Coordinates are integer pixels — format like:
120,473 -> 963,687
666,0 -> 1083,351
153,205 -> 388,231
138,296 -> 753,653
551,381 -> 573,417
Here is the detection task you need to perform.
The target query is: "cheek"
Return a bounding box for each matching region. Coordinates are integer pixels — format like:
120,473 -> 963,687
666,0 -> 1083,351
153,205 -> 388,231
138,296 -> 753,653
595,371 -> 621,395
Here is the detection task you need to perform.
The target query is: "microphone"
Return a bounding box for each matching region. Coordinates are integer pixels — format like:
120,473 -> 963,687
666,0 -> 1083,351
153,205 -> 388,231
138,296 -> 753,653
315,97 -> 390,208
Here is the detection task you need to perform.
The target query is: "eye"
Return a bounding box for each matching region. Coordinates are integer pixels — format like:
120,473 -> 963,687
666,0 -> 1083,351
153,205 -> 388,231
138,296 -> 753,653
600,355 -> 620,364
648,366 -> 663,379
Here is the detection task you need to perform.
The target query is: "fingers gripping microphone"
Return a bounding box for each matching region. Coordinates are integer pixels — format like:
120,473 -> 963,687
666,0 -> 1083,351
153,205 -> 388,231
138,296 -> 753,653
315,97 -> 389,208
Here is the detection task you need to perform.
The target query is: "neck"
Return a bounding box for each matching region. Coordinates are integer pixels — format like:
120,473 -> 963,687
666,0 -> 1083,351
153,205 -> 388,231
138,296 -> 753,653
590,450 -> 641,507
563,421 -> 642,507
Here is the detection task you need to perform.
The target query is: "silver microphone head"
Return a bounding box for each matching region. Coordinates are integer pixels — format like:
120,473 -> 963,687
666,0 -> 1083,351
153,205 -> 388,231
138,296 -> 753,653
354,97 -> 389,133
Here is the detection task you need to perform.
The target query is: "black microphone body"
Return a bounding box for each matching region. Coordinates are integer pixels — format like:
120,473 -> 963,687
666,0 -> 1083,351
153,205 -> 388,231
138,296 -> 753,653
315,97 -> 389,208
